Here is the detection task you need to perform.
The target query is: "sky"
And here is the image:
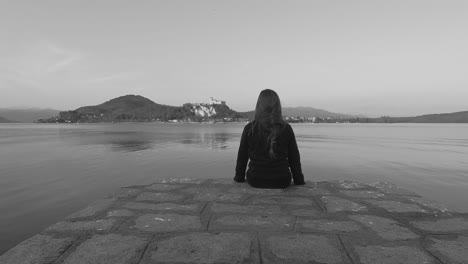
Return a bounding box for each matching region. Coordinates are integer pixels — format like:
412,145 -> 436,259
1,0 -> 467,117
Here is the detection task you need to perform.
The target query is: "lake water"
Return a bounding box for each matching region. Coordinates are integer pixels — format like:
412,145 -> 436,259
1,122 -> 468,254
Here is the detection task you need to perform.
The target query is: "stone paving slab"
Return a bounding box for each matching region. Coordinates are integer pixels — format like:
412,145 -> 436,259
341,190 -> 385,199
131,213 -> 202,232
322,196 -> 367,213
411,218 -> 468,233
123,201 -> 202,213
283,185 -> 331,196
291,208 -> 323,217
107,209 -> 135,217
249,196 -> 314,206
193,192 -> 245,203
62,234 -> 149,264
145,183 -> 184,191
209,203 -> 282,215
369,182 -> 421,196
366,200 -> 427,213
228,186 -> 283,195
349,215 -> 420,240
2,178 -> 468,264
209,215 -> 294,231
406,197 -> 451,213
353,245 -> 436,264
0,234 -> 75,264
135,192 -> 186,202
144,232 -> 259,264
296,219 -> 362,234
261,234 -> 350,264
426,236 -> 468,264
46,219 -> 116,232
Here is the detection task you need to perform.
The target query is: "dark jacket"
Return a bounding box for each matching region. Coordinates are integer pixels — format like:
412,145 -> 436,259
234,121 -> 305,188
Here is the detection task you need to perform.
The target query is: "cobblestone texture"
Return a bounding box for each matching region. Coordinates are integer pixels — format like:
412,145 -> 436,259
148,233 -> 256,264
411,218 -> 468,232
354,245 -> 436,264
62,234 -> 148,264
349,215 -> 419,240
0,235 -> 74,264
2,179 -> 466,264
296,219 -> 361,233
322,196 -> 367,213
366,200 -> 427,213
263,234 -> 346,264
133,213 -> 202,232
427,236 -> 468,264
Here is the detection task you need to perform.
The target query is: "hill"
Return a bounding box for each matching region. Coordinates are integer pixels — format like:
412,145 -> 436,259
409,111 -> 468,123
282,106 -> 363,119
0,116 -> 15,123
39,95 -> 247,123
0,108 -> 61,123
369,111 -> 468,123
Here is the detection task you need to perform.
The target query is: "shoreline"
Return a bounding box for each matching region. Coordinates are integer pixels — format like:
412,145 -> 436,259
1,178 -> 467,263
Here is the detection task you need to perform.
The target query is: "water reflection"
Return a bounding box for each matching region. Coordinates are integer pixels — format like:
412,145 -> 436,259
180,132 -> 231,150
109,138 -> 155,152
73,130 -> 237,152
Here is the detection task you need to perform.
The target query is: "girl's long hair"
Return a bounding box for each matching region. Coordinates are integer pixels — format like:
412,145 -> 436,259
250,89 -> 286,159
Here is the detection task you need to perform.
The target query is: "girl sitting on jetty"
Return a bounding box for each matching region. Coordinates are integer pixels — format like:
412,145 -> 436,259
234,89 -> 306,188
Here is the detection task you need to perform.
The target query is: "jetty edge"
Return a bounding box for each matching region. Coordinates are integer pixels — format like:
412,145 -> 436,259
1,178 -> 467,264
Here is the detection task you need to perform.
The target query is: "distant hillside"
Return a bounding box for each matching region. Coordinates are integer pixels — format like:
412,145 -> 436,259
410,111 -> 468,123
370,111 -> 468,123
282,107 -> 363,119
0,108 -> 61,123
39,95 -> 246,123
0,116 -> 15,123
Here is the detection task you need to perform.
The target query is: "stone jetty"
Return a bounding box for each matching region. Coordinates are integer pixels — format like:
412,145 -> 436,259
1,178 -> 468,264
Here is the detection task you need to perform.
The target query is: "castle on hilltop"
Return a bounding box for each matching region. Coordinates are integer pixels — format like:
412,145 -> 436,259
209,97 -> 226,105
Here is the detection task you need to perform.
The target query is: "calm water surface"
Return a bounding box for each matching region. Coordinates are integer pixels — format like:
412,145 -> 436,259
1,123 -> 468,253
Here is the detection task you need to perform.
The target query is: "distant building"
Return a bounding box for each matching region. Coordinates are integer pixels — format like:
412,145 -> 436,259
209,97 -> 226,105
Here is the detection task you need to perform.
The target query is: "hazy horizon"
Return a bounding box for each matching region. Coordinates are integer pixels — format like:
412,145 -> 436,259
2,1 -> 468,117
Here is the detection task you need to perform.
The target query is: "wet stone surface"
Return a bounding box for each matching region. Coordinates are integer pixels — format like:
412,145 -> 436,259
322,196 -> 367,213
46,219 -> 116,232
349,215 -> 419,240
369,182 -> 420,196
135,192 -> 185,202
3,179 -> 467,264
411,218 -> 468,233
145,184 -> 183,191
132,214 -> 202,232
366,200 -> 427,213
341,190 -> 385,199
